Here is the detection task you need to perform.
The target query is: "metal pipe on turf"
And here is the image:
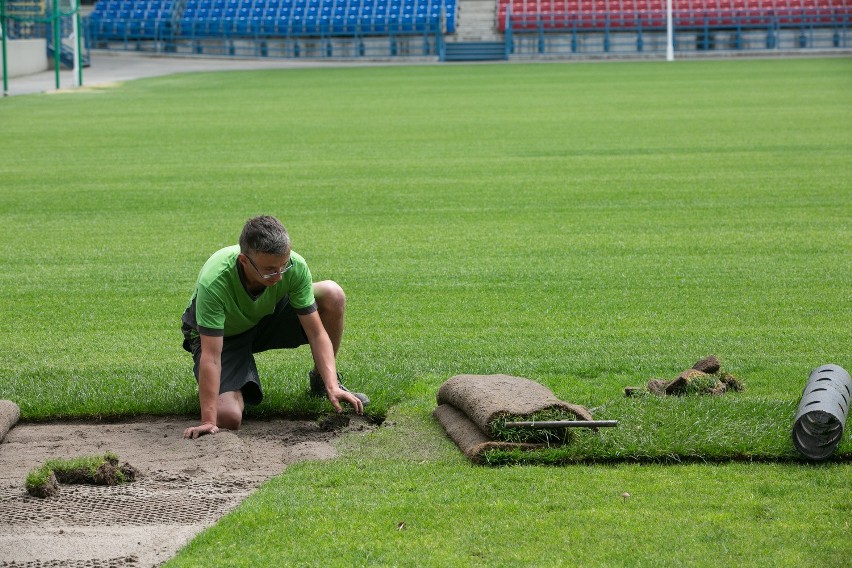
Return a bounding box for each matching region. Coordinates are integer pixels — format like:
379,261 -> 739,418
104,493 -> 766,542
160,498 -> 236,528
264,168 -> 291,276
502,420 -> 619,429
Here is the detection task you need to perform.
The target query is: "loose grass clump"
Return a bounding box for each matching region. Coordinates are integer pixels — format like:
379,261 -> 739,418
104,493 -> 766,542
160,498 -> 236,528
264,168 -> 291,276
25,452 -> 137,498
627,356 -> 746,398
645,371 -> 746,397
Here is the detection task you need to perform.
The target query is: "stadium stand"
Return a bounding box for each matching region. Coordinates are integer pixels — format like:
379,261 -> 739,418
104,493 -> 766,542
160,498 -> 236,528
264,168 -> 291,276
87,0 -> 457,41
497,0 -> 852,32
88,0 -> 178,40
83,0 -> 849,55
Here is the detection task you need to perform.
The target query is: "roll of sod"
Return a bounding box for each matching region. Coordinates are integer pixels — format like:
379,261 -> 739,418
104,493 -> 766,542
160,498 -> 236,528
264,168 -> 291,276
0,400 -> 21,443
792,364 -> 851,461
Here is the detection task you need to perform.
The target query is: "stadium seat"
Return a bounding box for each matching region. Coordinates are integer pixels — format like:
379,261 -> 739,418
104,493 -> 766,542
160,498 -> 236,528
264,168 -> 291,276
89,0 -> 178,40
96,0 -> 844,43
496,0 -> 851,31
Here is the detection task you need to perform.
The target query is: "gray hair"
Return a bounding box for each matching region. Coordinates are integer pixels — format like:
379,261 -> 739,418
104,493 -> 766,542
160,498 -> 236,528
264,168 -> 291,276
239,215 -> 290,256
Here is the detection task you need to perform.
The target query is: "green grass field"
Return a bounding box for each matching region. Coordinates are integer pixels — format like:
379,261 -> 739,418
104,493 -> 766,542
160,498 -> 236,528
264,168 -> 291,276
1,57 -> 850,565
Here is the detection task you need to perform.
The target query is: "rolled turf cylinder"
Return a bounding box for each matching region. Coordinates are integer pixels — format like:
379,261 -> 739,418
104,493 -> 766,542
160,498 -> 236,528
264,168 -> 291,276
792,364 -> 852,461
0,400 -> 21,443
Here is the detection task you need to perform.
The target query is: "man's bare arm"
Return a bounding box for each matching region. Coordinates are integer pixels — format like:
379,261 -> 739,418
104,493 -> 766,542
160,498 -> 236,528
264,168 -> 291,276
298,311 -> 363,415
183,334 -> 224,438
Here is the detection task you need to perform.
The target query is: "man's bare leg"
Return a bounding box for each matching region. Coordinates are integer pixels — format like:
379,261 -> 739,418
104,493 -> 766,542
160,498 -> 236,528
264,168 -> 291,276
217,390 -> 244,430
313,280 -> 346,356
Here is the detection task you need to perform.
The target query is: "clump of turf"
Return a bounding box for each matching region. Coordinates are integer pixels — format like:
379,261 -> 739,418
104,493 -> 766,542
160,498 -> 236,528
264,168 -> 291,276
25,466 -> 59,498
719,373 -> 745,392
626,355 -> 745,398
489,408 -> 580,445
25,452 -> 138,498
691,355 -> 721,374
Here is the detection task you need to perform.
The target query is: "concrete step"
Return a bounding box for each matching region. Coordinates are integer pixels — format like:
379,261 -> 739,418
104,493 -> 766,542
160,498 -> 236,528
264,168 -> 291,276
444,41 -> 506,61
455,0 -> 502,41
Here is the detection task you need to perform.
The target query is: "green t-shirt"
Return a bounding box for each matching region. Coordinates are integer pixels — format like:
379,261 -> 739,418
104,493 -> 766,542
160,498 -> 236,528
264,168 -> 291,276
182,245 -> 315,339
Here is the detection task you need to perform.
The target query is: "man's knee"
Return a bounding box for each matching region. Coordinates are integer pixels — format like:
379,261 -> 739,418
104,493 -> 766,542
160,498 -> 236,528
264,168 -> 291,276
217,407 -> 242,430
217,391 -> 244,430
315,280 -> 346,312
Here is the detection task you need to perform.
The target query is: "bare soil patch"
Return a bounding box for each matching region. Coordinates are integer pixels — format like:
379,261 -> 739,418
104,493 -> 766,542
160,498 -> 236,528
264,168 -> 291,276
0,415 -> 372,567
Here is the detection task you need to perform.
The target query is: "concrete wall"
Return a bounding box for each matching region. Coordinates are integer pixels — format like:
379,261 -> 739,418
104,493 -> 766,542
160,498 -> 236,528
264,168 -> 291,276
0,39 -> 48,78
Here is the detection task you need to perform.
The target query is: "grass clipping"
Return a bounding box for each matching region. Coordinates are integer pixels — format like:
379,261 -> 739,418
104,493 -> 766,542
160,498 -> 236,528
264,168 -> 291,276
26,452 -> 138,498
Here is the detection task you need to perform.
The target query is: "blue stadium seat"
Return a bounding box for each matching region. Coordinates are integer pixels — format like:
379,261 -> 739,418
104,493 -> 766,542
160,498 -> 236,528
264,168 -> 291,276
235,16 -> 251,34
89,0 -> 178,40
91,0 -> 456,41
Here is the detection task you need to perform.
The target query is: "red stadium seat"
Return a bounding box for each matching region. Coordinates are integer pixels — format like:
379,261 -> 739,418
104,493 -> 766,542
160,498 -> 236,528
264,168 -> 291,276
500,0 -> 847,32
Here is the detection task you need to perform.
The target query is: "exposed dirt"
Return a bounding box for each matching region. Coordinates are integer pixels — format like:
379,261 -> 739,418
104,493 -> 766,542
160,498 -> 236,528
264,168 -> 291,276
0,415 -> 372,567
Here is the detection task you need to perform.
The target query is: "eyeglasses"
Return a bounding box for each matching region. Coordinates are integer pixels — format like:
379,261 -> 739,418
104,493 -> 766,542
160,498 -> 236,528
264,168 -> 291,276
245,254 -> 293,280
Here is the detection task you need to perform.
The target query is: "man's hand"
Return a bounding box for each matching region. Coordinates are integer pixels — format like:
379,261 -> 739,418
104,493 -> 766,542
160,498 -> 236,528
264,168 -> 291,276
183,422 -> 219,439
327,387 -> 364,415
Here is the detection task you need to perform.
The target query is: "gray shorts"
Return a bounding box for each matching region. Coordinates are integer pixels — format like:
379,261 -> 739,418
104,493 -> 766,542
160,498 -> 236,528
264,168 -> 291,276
183,299 -> 309,405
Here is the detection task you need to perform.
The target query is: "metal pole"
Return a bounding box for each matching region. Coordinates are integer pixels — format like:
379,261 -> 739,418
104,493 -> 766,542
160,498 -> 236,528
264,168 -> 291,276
504,4 -> 511,59
438,4 -> 445,61
1,2 -> 8,97
72,0 -> 80,87
53,0 -> 60,89
666,0 -> 674,61
503,420 -> 619,429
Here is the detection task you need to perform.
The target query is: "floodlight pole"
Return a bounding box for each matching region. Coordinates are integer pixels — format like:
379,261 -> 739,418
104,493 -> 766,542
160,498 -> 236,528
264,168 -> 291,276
72,0 -> 81,87
1,0 -> 8,96
666,0 -> 674,61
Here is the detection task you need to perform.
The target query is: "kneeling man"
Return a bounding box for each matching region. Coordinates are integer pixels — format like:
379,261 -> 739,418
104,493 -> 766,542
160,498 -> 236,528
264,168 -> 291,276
181,215 -> 368,439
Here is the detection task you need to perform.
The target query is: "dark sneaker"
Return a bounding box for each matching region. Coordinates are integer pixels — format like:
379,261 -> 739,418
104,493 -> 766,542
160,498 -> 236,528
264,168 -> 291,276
308,370 -> 370,406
